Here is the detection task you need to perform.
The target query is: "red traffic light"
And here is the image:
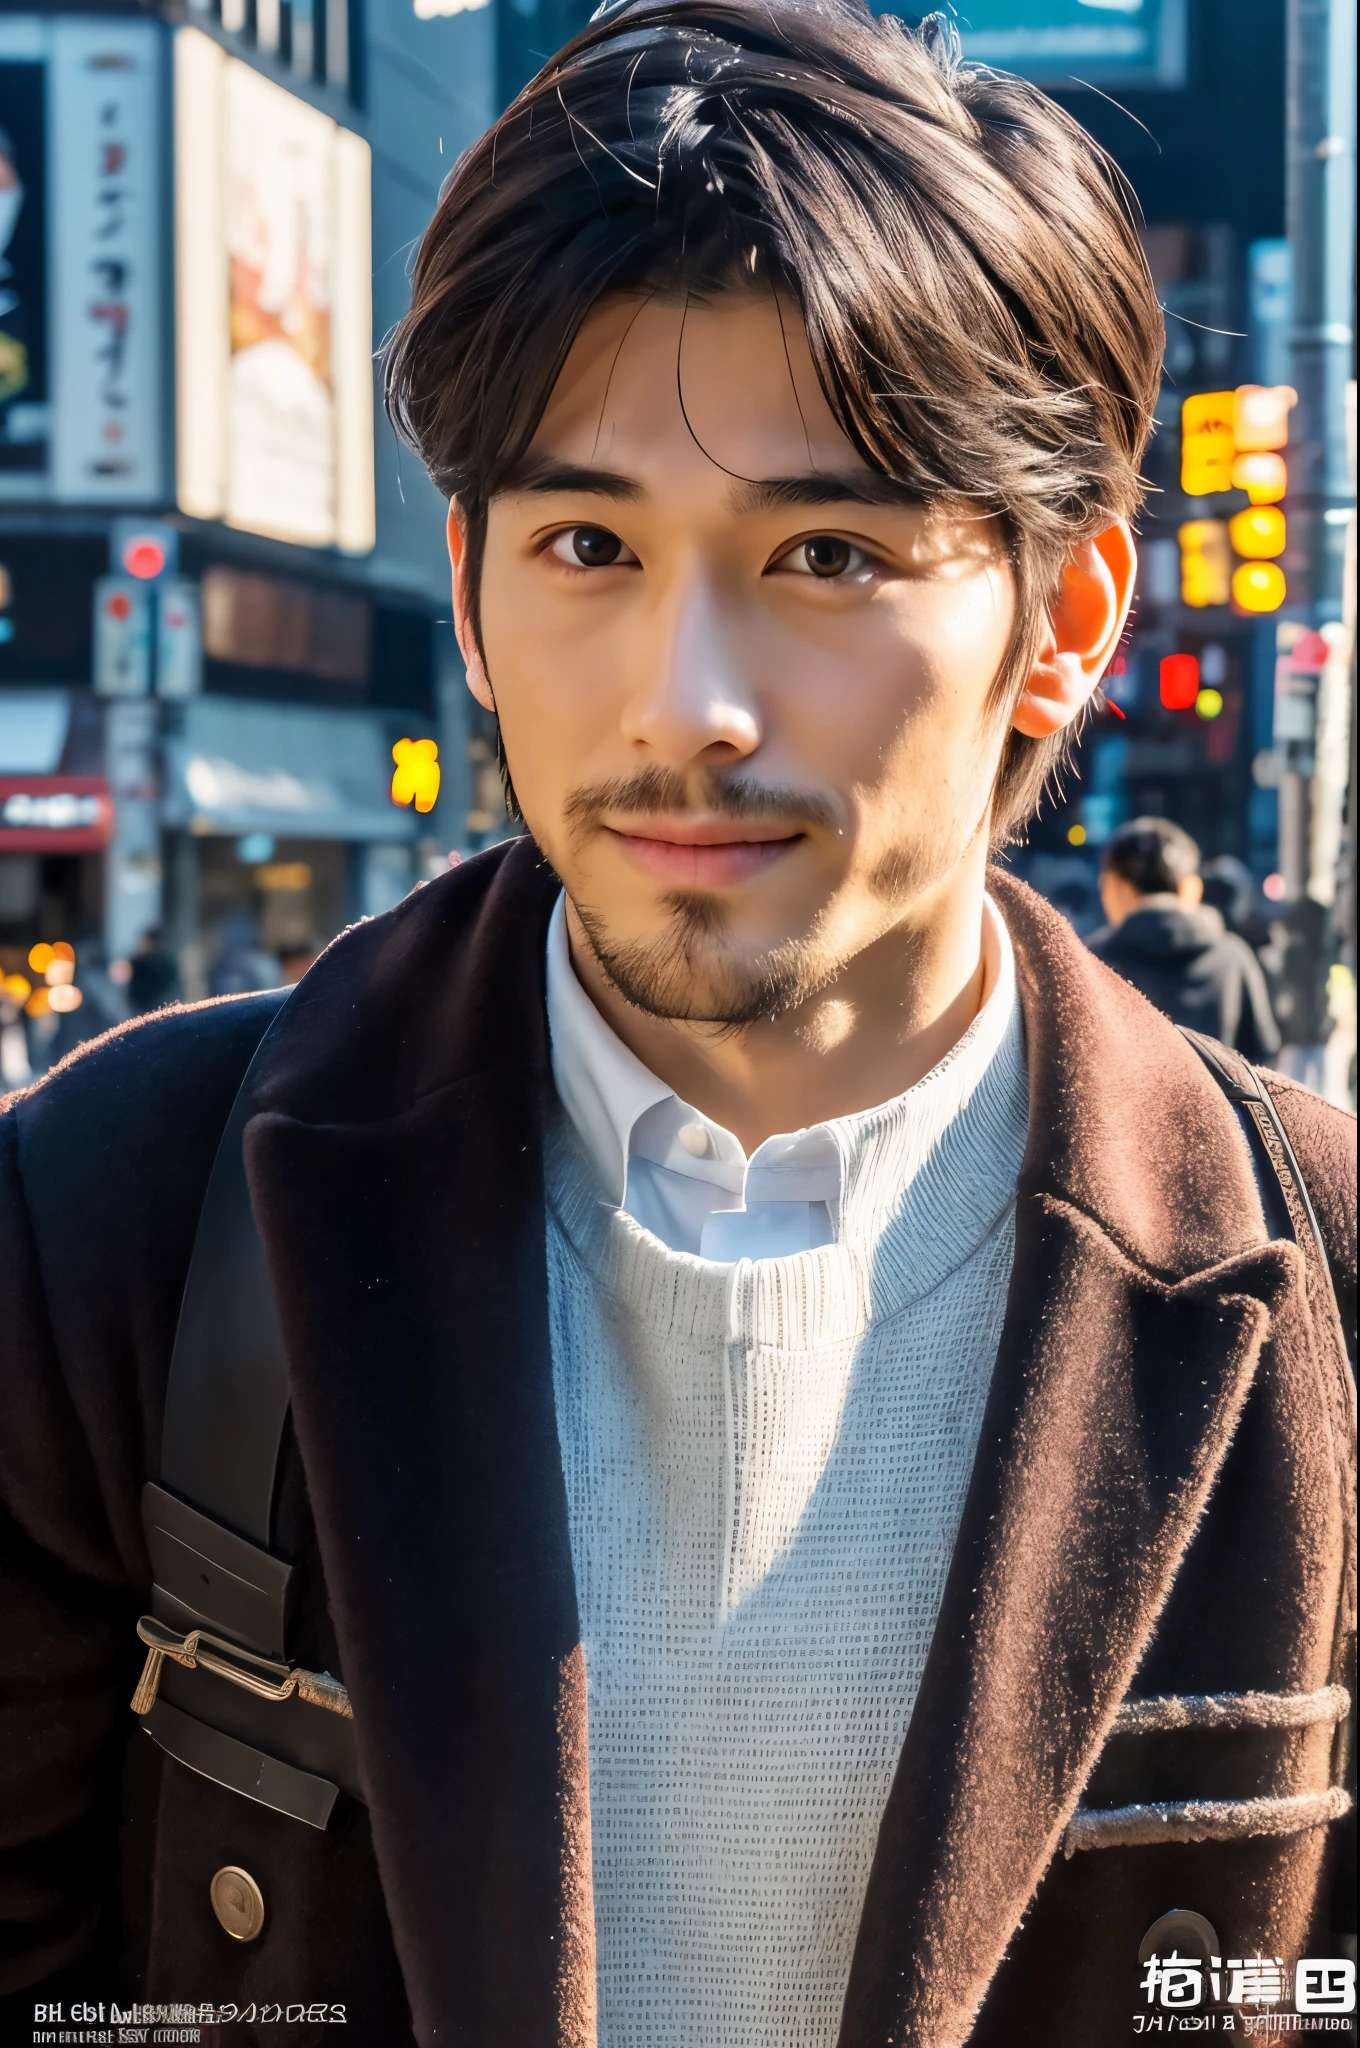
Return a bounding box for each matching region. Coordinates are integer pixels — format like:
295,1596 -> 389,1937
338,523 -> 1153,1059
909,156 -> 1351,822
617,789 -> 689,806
1159,653 -> 1200,710
122,535 -> 167,580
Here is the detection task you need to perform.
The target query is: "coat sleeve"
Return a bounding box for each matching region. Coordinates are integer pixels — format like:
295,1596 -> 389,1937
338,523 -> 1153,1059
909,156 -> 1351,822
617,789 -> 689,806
0,1106 -> 141,1992
0,993 -> 282,1996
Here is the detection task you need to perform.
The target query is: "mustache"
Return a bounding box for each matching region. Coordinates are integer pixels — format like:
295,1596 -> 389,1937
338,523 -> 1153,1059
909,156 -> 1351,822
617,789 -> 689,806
564,766 -> 841,835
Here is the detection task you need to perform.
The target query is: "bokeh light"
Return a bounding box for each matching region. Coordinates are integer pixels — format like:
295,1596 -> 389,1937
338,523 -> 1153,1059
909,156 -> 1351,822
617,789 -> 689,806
1229,506 -> 1286,560
1232,561 -> 1286,613
1160,653 -> 1200,710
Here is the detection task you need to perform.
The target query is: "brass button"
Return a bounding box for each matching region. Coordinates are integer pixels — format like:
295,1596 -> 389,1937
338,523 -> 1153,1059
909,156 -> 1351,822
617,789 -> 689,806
210,1865 -> 266,1942
1139,1909 -> 1220,1964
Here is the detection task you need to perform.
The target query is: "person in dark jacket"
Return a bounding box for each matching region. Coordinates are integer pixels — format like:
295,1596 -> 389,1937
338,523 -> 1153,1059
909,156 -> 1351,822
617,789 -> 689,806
127,926 -> 182,1017
0,8 -> 1351,2045
1089,816 -> 1282,1060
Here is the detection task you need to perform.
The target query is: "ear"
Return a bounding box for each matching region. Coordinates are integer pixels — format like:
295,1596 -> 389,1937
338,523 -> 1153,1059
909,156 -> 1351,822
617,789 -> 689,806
447,500 -> 495,713
1011,521 -> 1137,740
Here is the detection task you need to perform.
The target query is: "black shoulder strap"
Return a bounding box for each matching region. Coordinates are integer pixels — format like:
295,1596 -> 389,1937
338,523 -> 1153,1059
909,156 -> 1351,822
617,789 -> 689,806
135,996 -> 362,1826
1178,1026 -> 1340,1315
144,996 -> 295,1658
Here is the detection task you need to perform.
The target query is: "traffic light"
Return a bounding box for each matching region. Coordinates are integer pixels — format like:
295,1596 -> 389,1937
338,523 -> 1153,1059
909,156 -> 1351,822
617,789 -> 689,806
1228,506 -> 1286,559
1179,386 -> 1294,612
110,519 -> 178,583
1232,562 -> 1288,613
1178,520 -> 1232,607
1232,384 -> 1296,452
1231,451 -> 1287,503
1160,653 -> 1200,710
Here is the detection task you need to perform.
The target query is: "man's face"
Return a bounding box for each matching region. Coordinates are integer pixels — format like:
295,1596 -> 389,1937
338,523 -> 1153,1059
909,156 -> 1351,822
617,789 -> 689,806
465,292 -> 1018,1025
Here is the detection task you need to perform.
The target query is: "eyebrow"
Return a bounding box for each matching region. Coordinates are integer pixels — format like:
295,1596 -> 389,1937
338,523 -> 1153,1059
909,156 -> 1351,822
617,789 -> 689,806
500,455 -> 925,515
731,473 -> 926,515
502,456 -> 643,500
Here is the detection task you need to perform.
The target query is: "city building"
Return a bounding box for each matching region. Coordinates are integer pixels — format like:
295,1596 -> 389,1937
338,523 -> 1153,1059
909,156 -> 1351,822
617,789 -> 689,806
0,0 -> 497,1062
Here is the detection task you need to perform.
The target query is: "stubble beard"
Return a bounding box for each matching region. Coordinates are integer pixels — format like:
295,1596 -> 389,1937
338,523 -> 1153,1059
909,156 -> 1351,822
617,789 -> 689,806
571,888 -> 824,1027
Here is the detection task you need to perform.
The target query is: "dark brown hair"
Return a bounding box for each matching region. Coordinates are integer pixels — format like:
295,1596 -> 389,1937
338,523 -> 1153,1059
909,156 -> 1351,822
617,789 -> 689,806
385,0 -> 1163,838
1103,815 -> 1201,894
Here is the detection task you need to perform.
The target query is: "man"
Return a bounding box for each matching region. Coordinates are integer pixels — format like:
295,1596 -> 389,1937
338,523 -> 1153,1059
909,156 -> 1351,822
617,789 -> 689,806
1,4 -> 1353,2044
1089,816 -> 1281,1061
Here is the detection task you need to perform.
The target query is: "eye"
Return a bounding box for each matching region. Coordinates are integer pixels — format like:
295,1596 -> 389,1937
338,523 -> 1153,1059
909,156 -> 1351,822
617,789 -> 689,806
775,535 -> 873,580
548,526 -> 638,569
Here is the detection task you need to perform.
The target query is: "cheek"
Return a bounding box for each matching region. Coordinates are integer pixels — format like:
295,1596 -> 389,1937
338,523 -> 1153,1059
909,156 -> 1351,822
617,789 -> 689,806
476,535 -> 620,793
771,565 -> 1015,777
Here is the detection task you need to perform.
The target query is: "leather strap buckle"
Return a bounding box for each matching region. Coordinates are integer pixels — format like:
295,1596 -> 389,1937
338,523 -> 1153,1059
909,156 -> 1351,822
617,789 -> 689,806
130,1615 -> 352,1721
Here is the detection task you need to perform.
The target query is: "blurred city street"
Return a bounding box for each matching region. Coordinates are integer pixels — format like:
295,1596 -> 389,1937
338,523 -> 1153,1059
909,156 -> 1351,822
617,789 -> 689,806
0,0 -> 1354,1101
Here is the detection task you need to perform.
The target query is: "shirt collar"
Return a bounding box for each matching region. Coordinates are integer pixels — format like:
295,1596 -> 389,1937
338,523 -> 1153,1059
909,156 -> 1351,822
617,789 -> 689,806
545,890 -> 1011,1214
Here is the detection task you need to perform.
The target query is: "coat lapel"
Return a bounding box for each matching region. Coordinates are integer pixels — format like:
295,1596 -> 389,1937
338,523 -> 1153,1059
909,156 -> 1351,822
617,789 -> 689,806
242,840 -> 593,2048
839,872 -> 1301,2048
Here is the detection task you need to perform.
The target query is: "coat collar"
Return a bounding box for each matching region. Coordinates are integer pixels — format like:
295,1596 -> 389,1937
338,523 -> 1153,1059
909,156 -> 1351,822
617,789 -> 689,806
242,841 -> 1297,2048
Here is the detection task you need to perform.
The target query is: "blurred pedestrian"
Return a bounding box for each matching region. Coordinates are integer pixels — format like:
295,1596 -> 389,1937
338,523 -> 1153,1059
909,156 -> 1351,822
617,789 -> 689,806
1088,817 -> 1280,1060
128,927 -> 181,1016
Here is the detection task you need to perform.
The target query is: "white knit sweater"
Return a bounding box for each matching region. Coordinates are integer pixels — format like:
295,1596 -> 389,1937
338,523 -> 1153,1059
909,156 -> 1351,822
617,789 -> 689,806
546,921 -> 1029,2048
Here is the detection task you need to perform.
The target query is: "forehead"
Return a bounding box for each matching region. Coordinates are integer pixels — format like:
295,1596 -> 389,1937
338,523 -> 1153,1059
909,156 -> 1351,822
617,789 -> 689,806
528,290 -> 869,489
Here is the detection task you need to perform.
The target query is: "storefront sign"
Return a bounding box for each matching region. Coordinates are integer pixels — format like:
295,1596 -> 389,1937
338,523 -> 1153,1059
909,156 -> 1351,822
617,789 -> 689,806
0,773 -> 113,850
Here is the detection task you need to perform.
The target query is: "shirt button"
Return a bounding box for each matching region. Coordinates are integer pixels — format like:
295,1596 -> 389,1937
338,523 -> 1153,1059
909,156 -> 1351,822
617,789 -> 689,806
677,1122 -> 711,1157
210,1865 -> 266,1942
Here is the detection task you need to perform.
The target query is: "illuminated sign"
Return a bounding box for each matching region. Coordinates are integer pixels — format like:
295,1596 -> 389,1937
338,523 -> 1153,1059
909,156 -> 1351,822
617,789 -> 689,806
391,736 -> 441,813
0,774 -> 113,850
174,30 -> 374,553
0,17 -> 165,506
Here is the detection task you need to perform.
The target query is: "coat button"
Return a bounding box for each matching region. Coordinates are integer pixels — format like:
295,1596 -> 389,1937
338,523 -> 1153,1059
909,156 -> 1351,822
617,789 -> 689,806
1139,1909 -> 1220,1964
210,1865 -> 266,1942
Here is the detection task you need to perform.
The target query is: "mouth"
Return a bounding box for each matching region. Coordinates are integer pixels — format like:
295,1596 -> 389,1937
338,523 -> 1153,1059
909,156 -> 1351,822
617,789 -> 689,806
603,818 -> 804,888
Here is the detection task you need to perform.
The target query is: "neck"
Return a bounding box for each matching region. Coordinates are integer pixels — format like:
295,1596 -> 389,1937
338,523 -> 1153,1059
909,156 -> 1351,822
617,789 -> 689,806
563,841 -> 993,1156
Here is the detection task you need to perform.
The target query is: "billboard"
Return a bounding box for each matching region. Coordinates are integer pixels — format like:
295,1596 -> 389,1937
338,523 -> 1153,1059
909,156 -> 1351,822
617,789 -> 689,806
0,54 -> 48,481
0,17 -> 165,504
175,30 -> 375,554
955,0 -> 1186,87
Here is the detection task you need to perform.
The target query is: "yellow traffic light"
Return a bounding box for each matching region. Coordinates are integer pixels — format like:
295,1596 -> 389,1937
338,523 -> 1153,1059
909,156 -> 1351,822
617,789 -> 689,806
1231,451 -> 1287,503
1232,561 -> 1286,612
1229,505 -> 1286,559
1178,519 -> 1232,607
1181,392 -> 1236,495
1233,384 -> 1296,452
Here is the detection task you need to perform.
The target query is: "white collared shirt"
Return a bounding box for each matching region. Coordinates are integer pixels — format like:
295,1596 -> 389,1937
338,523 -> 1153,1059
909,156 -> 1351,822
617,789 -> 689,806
545,890 -> 1015,1260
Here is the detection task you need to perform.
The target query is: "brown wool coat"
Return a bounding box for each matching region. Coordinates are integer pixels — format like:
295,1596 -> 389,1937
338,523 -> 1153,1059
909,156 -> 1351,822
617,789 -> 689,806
0,839 -> 1353,2048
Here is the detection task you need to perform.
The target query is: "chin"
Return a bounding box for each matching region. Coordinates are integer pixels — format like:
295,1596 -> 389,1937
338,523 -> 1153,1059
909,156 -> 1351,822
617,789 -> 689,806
576,890 -> 823,1027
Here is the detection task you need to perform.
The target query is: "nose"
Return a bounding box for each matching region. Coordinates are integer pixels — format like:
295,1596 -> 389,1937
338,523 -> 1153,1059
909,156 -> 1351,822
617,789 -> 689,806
620,570 -> 762,769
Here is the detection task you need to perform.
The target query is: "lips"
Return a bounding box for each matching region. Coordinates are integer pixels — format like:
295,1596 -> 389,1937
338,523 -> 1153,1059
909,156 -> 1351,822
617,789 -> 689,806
604,821 -> 801,888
